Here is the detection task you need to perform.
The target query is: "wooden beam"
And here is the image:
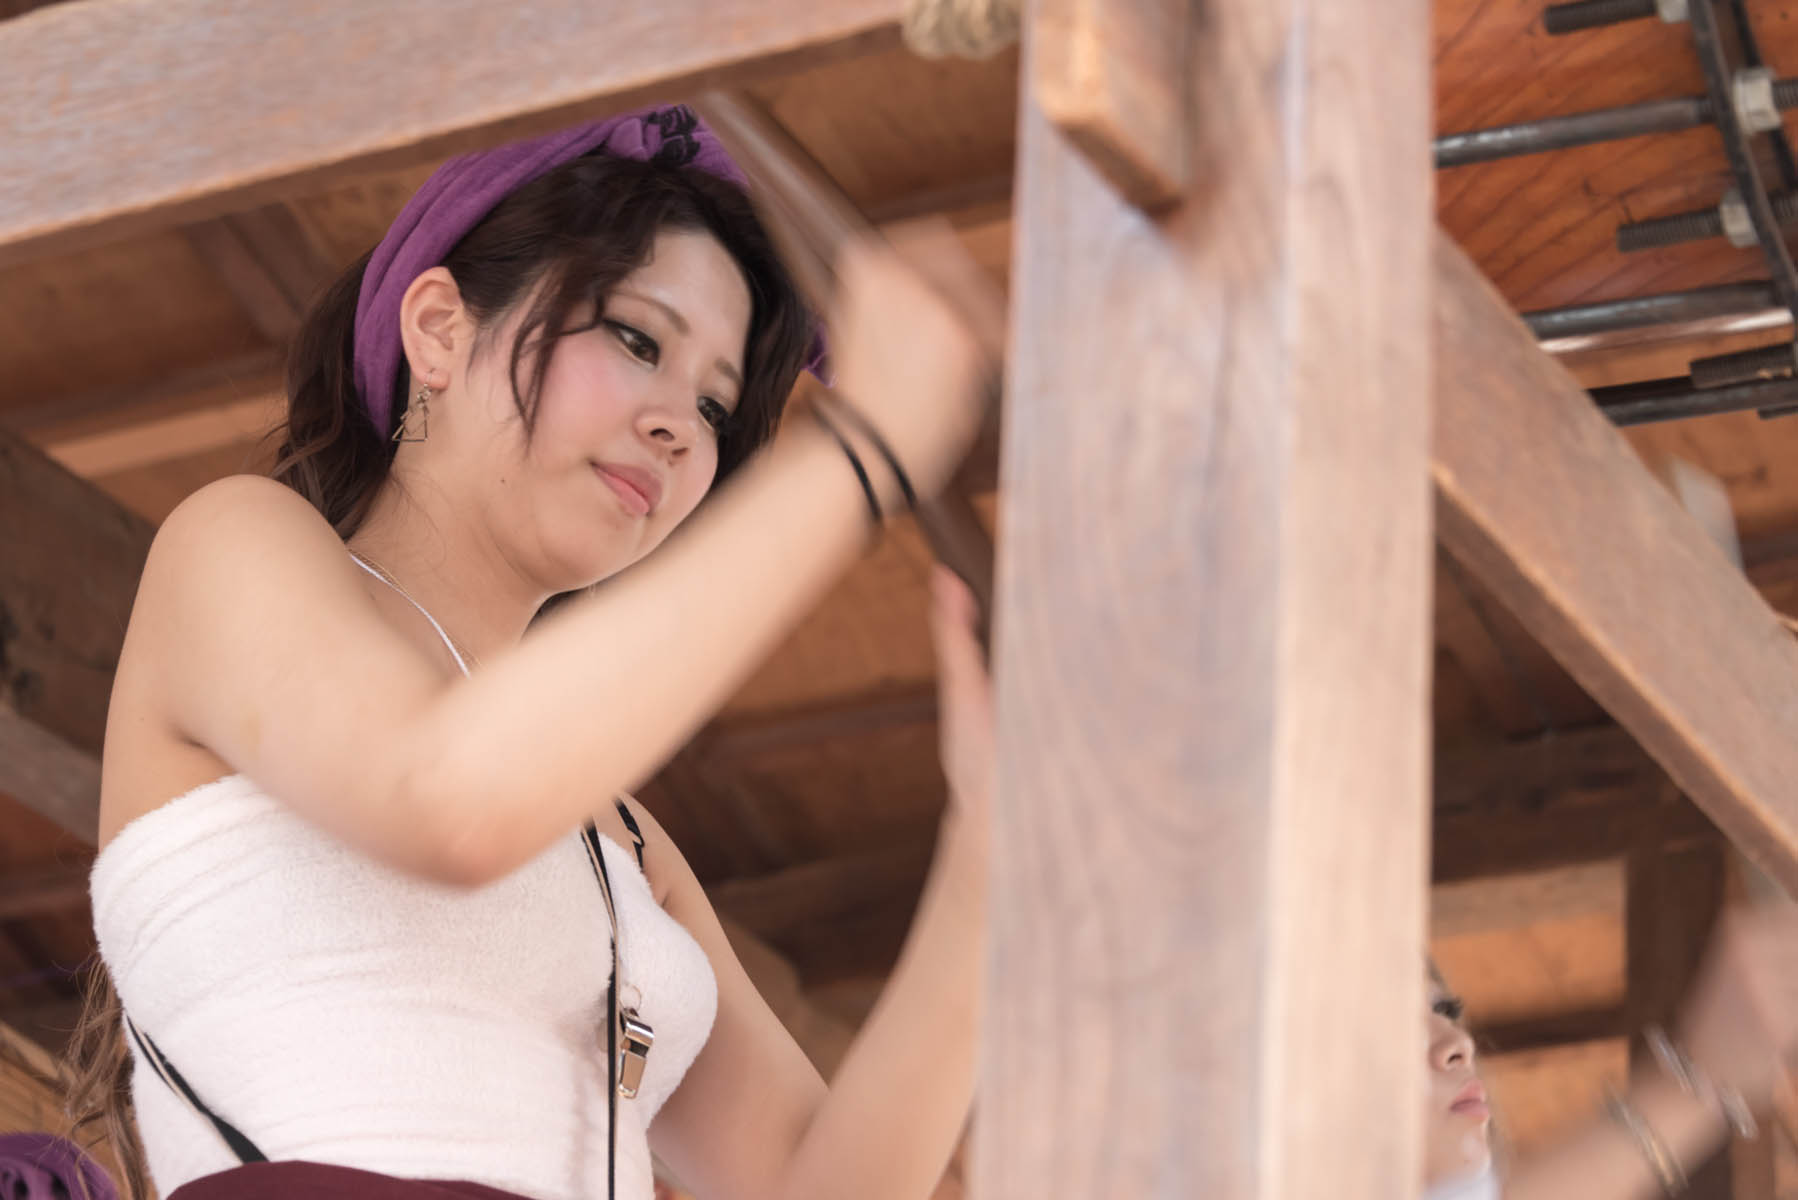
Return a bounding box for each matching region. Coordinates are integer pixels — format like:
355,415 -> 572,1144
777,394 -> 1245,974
1474,1004 -> 1629,1056
0,429 -> 153,842
977,0 -> 1431,1196
0,862 -> 91,922
708,836 -> 936,981
0,0 -> 901,266
180,205 -> 334,347
1626,837 -> 1732,1198
1433,727 -> 1717,883
1034,0 -> 1187,208
1430,861 -> 1622,939
1432,235 -> 1798,895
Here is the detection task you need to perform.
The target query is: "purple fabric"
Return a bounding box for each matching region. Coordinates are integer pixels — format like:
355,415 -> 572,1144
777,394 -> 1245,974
352,103 -> 821,436
168,1162 -> 534,1200
0,1133 -> 118,1200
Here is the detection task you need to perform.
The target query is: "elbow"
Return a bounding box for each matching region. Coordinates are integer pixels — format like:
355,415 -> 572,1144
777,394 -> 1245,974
382,742 -> 527,888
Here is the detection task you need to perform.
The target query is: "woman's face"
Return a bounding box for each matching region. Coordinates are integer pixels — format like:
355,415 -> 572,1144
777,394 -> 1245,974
1424,972 -> 1491,1187
452,226 -> 754,591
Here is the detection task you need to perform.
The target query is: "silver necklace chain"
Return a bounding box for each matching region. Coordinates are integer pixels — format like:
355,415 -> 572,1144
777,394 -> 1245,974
347,549 -> 479,673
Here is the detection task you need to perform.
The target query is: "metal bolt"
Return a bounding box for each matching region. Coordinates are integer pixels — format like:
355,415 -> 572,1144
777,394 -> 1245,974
1543,0 -> 1656,35
1689,341 -> 1798,390
1734,67 -> 1783,134
1616,189 -> 1798,251
1617,208 -> 1725,251
1720,188 -> 1758,247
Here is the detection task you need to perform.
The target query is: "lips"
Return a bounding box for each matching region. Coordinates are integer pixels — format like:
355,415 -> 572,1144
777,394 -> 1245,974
594,462 -> 662,516
1450,1079 -> 1490,1120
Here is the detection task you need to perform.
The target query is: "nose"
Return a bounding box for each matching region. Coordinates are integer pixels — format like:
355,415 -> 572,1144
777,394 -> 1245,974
634,391 -> 702,458
1429,1014 -> 1476,1074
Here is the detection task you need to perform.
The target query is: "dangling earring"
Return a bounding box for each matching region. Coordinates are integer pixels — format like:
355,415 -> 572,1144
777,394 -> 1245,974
394,382 -> 431,443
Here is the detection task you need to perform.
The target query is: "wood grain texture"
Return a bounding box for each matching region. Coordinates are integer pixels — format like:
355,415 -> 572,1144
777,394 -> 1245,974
0,428 -> 152,841
1434,235 -> 1798,893
1626,837 -> 1733,1198
1033,0 -> 1187,208
0,0 -> 902,266
975,0 -> 1431,1194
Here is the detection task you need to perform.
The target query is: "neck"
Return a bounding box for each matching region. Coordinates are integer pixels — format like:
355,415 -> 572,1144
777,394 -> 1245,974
347,477 -> 548,664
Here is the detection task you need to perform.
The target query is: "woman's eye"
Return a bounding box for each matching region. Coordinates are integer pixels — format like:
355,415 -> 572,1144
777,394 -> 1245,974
608,321 -> 659,365
1433,997 -> 1465,1022
698,397 -> 731,433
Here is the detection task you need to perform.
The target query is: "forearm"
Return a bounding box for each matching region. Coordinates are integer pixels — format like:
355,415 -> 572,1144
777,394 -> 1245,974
399,424 -> 874,881
776,815 -> 987,1200
1503,1076 -> 1729,1200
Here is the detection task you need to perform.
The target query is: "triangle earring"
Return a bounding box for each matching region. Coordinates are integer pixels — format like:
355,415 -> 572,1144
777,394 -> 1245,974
394,382 -> 431,443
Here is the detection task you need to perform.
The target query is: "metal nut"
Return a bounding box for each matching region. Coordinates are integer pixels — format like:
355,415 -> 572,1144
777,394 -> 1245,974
1720,188 -> 1759,248
1734,66 -> 1783,134
1656,0 -> 1688,22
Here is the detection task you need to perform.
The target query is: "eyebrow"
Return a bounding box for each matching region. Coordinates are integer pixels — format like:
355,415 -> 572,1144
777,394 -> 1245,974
617,289 -> 744,395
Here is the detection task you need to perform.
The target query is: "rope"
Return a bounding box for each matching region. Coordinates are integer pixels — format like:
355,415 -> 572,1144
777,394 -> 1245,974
902,0 -> 1022,59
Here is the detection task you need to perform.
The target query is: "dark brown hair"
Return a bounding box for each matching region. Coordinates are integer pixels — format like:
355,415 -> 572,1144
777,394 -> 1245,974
61,153 -> 813,1196
274,152 -> 815,536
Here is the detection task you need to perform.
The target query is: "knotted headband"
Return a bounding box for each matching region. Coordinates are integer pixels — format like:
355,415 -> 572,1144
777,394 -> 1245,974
352,103 -> 823,436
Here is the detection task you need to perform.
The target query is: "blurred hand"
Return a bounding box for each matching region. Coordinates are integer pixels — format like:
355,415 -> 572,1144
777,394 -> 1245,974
1677,902 -> 1798,1106
827,224 -> 1001,503
928,566 -> 993,841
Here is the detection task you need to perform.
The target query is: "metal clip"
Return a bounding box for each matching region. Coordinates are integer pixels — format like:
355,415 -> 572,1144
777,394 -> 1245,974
618,1009 -> 655,1099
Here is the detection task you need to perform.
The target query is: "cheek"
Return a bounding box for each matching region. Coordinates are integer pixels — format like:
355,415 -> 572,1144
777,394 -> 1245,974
533,337 -> 639,444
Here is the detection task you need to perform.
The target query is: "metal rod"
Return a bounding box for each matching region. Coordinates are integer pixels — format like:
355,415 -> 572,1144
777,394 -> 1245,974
1544,0 -> 1657,34
1522,283 -> 1782,339
1618,190 -> 1798,251
1688,341 -> 1798,388
1688,0 -> 1798,323
1436,75 -> 1798,170
1435,96 -> 1710,168
1593,375 -> 1798,424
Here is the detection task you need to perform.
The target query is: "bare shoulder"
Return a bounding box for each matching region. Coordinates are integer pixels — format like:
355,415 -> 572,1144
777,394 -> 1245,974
129,474 -> 370,662
145,474 -> 344,582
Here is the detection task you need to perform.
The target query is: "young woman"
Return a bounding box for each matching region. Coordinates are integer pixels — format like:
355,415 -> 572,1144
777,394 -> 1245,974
1425,904 -> 1798,1200
69,105 -> 996,1200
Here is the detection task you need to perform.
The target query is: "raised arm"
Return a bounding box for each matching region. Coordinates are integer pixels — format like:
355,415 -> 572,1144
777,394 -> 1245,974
108,238 -> 989,885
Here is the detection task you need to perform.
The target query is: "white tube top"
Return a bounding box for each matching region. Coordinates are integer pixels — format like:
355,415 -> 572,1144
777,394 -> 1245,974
90,775 -> 718,1200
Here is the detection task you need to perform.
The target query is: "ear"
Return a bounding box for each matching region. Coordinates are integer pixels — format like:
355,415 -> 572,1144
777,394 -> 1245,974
397,267 -> 473,387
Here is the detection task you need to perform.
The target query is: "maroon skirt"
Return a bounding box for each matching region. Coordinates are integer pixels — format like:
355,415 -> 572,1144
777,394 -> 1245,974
168,1162 -> 535,1200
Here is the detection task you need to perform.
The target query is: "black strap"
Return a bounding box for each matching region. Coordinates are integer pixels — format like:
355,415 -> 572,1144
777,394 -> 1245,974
580,816 -> 623,1200
125,1016 -> 268,1164
816,390 -> 918,513
810,401 -> 883,525
613,797 -> 646,872
132,805 -> 647,1193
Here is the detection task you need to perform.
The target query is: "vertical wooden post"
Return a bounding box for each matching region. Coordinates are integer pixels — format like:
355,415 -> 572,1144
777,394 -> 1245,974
975,0 -> 1431,1195
1626,835 -> 1732,1198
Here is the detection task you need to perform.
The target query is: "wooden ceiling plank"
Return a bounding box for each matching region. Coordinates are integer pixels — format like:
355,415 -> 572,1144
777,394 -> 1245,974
0,0 -> 902,267
1433,234 -> 1798,894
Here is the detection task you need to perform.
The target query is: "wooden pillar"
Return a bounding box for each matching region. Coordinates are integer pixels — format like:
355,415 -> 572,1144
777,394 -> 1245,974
975,0 -> 1432,1195
1626,835 -> 1732,1198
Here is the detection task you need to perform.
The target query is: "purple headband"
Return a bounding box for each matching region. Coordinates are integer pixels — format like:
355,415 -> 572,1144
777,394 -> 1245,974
353,104 -> 823,435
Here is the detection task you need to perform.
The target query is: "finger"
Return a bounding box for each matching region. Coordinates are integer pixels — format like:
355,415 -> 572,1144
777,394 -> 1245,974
931,567 -> 992,702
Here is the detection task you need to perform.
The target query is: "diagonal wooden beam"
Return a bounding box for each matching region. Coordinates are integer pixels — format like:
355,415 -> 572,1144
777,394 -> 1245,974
0,862 -> 92,921
1433,234 -> 1798,895
0,428 -> 153,843
0,0 -> 901,266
